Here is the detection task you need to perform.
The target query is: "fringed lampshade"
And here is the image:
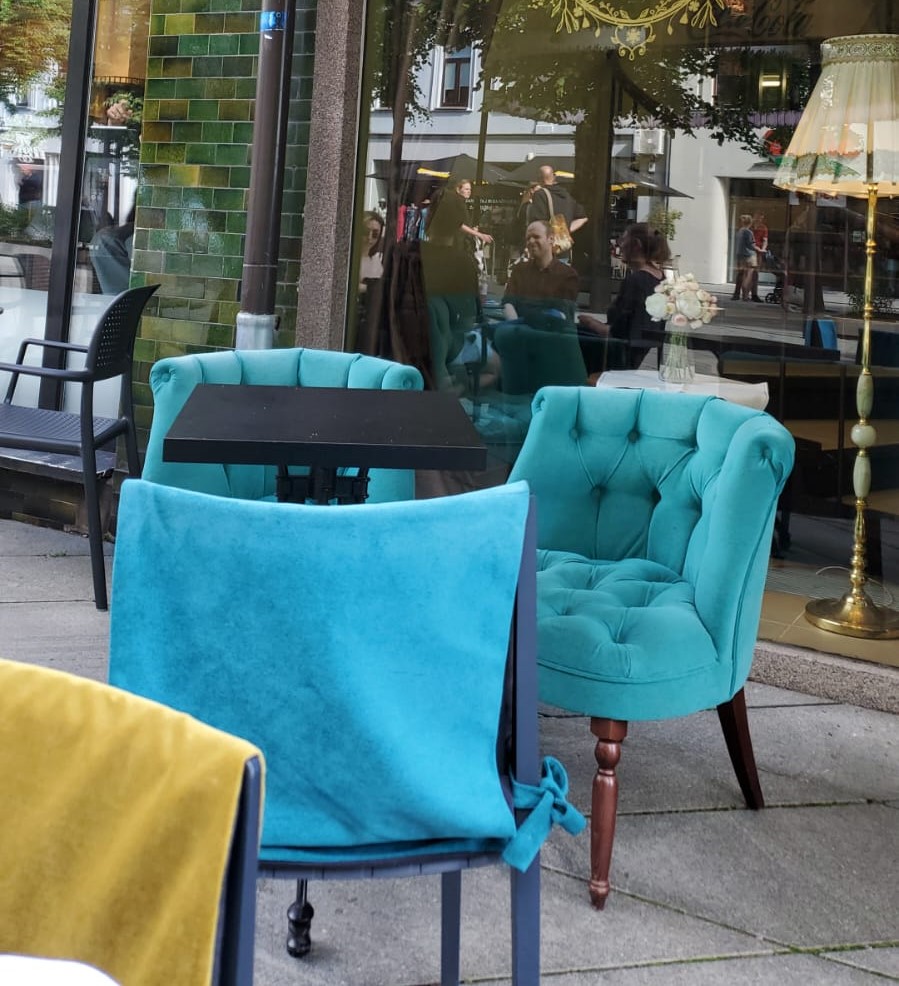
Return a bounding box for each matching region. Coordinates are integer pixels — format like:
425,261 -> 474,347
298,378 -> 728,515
775,35 -> 899,198
775,35 -> 899,639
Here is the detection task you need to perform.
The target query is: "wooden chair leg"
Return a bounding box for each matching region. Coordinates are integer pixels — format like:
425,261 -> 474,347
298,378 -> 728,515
589,717 -> 627,910
717,688 -> 764,810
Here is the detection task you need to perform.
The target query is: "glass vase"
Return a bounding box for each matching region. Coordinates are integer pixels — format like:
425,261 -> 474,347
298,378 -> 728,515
658,323 -> 695,384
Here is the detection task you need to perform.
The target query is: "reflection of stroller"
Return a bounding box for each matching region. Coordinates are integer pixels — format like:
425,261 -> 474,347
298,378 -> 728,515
763,250 -> 786,304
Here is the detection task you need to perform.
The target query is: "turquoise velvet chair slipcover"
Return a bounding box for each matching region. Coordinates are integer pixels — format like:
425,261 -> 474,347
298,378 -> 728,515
107,478 -> 584,984
141,347 -> 423,503
508,386 -> 795,909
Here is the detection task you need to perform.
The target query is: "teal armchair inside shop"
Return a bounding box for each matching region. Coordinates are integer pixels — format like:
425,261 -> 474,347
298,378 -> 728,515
508,386 -> 795,909
141,348 -> 423,503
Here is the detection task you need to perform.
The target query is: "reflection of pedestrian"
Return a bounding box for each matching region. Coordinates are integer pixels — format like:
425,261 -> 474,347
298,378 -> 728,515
16,161 -> 42,207
731,214 -> 758,301
427,177 -> 493,251
606,223 -> 669,366
525,165 -> 587,262
90,207 -> 134,295
16,160 -> 43,230
359,212 -> 384,290
748,212 -> 768,302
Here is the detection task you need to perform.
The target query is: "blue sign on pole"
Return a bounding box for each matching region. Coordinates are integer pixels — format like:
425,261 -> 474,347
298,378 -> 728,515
260,10 -> 284,31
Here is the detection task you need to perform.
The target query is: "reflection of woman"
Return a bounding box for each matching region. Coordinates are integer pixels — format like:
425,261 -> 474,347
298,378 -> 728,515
426,178 -> 493,250
731,214 -> 757,301
606,223 -> 670,366
359,211 -> 384,291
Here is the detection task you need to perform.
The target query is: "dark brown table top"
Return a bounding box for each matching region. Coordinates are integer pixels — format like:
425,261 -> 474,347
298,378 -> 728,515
163,384 -> 487,473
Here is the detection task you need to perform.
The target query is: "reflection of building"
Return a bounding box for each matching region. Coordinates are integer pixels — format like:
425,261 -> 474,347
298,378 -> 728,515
362,44 -> 795,286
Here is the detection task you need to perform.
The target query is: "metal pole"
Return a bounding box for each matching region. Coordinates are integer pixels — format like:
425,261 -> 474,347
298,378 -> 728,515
237,0 -> 296,349
39,0 -> 98,408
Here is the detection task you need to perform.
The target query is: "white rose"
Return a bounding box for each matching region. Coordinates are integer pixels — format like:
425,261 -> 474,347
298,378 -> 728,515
697,289 -> 710,302
645,292 -> 670,320
670,312 -> 689,327
676,292 -> 702,320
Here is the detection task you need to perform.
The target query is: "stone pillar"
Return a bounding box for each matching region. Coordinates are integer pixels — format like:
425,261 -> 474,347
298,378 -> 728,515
295,0 -> 365,351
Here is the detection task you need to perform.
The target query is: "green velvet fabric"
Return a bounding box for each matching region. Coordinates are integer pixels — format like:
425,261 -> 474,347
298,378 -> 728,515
108,479 -> 545,864
508,387 -> 795,722
141,348 -> 423,503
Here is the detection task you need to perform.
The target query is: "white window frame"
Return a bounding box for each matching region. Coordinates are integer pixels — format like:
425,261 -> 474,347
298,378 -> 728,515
430,45 -> 476,111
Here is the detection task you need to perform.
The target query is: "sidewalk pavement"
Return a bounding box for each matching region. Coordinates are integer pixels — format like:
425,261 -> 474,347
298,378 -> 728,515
2,518 -> 898,985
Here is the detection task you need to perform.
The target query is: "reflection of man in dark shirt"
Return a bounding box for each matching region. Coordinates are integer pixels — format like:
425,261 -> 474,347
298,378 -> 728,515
525,165 -> 587,260
502,221 -> 579,328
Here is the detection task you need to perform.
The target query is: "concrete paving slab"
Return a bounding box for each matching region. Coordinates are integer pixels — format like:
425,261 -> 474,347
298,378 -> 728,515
1,554 -> 108,602
821,946 -> 899,979
542,804 -> 899,948
0,602 -> 109,681
489,952 -> 894,984
252,866 -> 776,986
539,700 -> 899,814
0,518 -> 105,556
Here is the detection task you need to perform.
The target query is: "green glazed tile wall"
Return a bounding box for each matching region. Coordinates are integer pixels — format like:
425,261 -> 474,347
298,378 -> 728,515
131,0 -> 316,436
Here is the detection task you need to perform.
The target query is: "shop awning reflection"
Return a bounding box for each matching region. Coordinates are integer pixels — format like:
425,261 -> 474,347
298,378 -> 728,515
499,157 -> 691,198
368,154 -> 510,184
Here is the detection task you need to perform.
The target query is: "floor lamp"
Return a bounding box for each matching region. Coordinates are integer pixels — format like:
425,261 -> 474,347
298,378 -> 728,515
774,34 -> 899,639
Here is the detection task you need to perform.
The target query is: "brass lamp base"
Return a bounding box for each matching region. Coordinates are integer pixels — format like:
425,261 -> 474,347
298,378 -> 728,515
805,592 -> 899,639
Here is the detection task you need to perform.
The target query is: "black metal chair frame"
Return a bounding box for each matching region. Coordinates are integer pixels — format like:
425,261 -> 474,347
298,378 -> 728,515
0,283 -> 158,609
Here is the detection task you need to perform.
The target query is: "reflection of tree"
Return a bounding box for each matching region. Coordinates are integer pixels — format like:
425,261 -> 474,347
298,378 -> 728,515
368,1 -> 814,307
0,0 -> 71,102
366,0 -> 500,247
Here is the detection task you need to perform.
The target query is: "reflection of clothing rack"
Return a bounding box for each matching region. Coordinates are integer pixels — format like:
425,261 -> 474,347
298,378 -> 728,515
396,204 -> 428,243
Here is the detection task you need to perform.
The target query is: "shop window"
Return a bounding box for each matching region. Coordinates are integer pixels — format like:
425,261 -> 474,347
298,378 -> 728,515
349,0 -> 899,627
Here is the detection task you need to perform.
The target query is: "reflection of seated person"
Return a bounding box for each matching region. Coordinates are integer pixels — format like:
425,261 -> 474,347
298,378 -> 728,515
495,221 -> 586,396
90,208 -> 134,294
502,221 -> 579,330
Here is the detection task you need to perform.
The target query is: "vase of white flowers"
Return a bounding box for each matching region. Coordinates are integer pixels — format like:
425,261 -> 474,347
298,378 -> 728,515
644,273 -> 720,384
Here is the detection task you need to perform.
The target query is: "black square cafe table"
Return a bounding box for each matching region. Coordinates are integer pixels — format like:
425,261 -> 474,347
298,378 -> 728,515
163,384 -> 488,503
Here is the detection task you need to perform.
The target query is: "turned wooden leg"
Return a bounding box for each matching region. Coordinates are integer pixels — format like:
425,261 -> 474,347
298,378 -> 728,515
717,688 -> 764,810
589,717 -> 628,910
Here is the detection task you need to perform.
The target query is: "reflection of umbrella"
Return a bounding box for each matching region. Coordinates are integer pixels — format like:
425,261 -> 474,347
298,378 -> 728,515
502,157 -> 576,183
501,157 -> 691,198
369,154 -> 509,183
610,162 -> 692,198
410,153 -> 509,182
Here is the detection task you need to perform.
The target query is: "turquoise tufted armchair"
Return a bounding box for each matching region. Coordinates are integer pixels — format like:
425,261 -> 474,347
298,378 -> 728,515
508,386 -> 795,909
141,348 -> 423,503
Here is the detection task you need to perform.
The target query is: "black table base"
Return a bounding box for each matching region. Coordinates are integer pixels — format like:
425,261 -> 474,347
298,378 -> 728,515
276,465 -> 371,504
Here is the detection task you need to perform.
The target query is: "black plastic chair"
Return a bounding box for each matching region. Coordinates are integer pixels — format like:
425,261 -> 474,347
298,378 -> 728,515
0,283 -> 158,609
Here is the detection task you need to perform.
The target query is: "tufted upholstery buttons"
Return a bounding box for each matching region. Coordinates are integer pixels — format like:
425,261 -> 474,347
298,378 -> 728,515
569,428 -> 579,441
628,429 -> 639,443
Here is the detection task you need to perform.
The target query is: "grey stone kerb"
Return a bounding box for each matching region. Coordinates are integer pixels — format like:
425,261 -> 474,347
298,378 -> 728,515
295,0 -> 365,351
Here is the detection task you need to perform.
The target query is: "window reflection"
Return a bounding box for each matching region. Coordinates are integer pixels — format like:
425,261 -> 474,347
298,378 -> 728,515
352,0 -> 898,599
